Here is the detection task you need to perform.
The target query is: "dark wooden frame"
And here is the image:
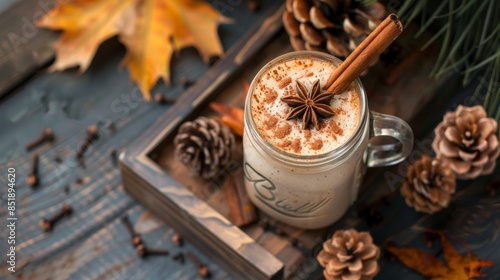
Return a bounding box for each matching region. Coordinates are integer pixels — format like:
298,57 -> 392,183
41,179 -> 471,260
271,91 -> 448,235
120,5 -> 286,279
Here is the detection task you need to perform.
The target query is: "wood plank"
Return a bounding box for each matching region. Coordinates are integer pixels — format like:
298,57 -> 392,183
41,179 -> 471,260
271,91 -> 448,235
8,206 -> 230,280
120,3 -> 288,279
0,0 -> 58,97
0,2 -> 286,279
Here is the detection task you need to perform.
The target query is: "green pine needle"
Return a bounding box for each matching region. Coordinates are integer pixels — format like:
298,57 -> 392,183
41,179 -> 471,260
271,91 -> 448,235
397,0 -> 500,122
356,0 -> 377,6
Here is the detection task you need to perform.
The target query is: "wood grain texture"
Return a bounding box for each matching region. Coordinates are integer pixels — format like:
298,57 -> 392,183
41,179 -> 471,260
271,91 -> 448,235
0,0 -> 498,279
120,11 -> 500,280
0,0 -> 58,97
121,3 -> 288,279
0,1 -> 287,279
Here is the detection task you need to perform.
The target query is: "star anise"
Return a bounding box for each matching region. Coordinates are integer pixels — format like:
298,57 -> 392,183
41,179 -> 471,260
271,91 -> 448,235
281,80 -> 335,130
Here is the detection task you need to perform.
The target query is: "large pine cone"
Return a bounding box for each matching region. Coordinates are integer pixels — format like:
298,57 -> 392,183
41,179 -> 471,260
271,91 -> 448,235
317,228 -> 380,280
401,154 -> 456,214
283,0 -> 386,58
174,117 -> 235,179
432,105 -> 499,179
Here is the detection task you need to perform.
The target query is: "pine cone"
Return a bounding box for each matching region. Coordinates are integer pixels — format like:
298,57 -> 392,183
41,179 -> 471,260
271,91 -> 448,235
401,154 -> 456,214
432,105 -> 499,179
283,0 -> 386,60
317,229 -> 380,280
174,117 -> 235,179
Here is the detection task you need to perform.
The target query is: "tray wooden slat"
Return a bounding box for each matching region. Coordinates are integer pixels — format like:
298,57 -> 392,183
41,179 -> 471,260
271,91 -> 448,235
120,3 -> 287,279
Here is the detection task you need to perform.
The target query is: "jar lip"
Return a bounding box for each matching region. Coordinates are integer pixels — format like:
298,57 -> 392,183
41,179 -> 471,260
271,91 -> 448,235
244,51 -> 367,164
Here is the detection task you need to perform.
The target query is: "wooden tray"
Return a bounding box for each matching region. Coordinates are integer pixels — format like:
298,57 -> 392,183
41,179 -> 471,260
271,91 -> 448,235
120,4 -> 299,279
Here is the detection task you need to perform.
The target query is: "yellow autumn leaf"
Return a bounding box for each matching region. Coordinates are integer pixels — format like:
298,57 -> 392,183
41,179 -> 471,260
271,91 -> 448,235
386,232 -> 494,280
37,0 -> 230,101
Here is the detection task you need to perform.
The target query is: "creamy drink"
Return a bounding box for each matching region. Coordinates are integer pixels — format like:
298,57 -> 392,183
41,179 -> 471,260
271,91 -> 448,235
250,55 -> 361,155
243,51 -> 413,229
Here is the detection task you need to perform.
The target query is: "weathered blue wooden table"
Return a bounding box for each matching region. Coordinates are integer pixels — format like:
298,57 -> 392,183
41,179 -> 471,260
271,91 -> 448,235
0,1 -> 499,279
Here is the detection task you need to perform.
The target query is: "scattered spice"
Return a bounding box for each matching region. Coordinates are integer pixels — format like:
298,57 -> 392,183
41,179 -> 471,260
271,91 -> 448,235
173,252 -> 185,264
273,123 -> 292,139
109,148 -> 118,166
154,93 -> 176,104
136,244 -> 169,258
292,138 -> 302,153
264,89 -> 278,104
25,128 -> 55,151
172,234 -> 183,247
309,139 -> 323,150
75,125 -> 99,159
247,0 -> 260,12
278,77 -> 292,89
39,204 -> 73,232
27,153 -> 39,188
179,76 -> 195,89
186,251 -> 210,278
264,116 -> 278,129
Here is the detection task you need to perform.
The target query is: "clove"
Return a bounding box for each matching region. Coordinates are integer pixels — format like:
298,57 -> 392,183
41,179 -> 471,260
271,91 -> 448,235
172,233 -> 183,247
53,156 -> 63,163
136,244 -> 169,258
25,128 -> 55,151
27,153 -> 39,188
109,148 -> 118,166
154,93 -> 176,105
39,204 -> 73,232
122,216 -> 170,259
186,251 -> 210,278
247,0 -> 260,12
122,216 -> 142,247
75,125 -> 99,159
173,252 -> 185,264
179,77 -> 195,89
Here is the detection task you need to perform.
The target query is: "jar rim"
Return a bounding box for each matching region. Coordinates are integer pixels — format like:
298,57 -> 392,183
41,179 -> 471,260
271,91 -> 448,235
244,51 -> 368,166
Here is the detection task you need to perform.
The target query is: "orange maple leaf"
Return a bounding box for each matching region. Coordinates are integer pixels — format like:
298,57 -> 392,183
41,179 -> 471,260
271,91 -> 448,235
386,232 -> 494,280
210,79 -> 248,136
37,0 -> 230,101
210,103 -> 244,137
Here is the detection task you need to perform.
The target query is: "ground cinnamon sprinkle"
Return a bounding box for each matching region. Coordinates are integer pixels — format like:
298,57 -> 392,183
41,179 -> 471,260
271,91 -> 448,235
264,89 -> 278,103
278,77 -> 292,89
330,122 -> 344,136
309,139 -> 323,150
292,138 -> 302,153
304,129 -> 312,140
265,116 -> 278,129
274,123 -> 292,139
272,70 -> 282,82
278,140 -> 292,149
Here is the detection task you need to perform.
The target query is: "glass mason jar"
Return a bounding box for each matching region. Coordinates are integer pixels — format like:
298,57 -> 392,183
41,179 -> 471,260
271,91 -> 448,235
243,51 -> 413,229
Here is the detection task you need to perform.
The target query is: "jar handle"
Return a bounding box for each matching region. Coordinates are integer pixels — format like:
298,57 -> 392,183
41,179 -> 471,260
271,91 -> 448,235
365,111 -> 413,167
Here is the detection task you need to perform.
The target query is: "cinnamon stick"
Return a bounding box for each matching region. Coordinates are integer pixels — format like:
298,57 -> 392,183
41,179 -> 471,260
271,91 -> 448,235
224,168 -> 257,227
324,14 -> 403,93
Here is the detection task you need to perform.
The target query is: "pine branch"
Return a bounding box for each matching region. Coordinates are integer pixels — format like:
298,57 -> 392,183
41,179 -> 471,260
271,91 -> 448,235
396,0 -> 500,119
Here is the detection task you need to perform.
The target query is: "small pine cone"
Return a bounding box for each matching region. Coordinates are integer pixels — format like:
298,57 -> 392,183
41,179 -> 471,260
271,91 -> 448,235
432,105 -> 499,179
401,154 -> 456,214
317,229 -> 380,280
174,117 -> 235,179
283,0 -> 386,62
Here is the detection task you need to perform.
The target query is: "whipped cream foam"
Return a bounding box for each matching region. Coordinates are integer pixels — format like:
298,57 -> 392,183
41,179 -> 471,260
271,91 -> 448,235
250,55 -> 361,156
